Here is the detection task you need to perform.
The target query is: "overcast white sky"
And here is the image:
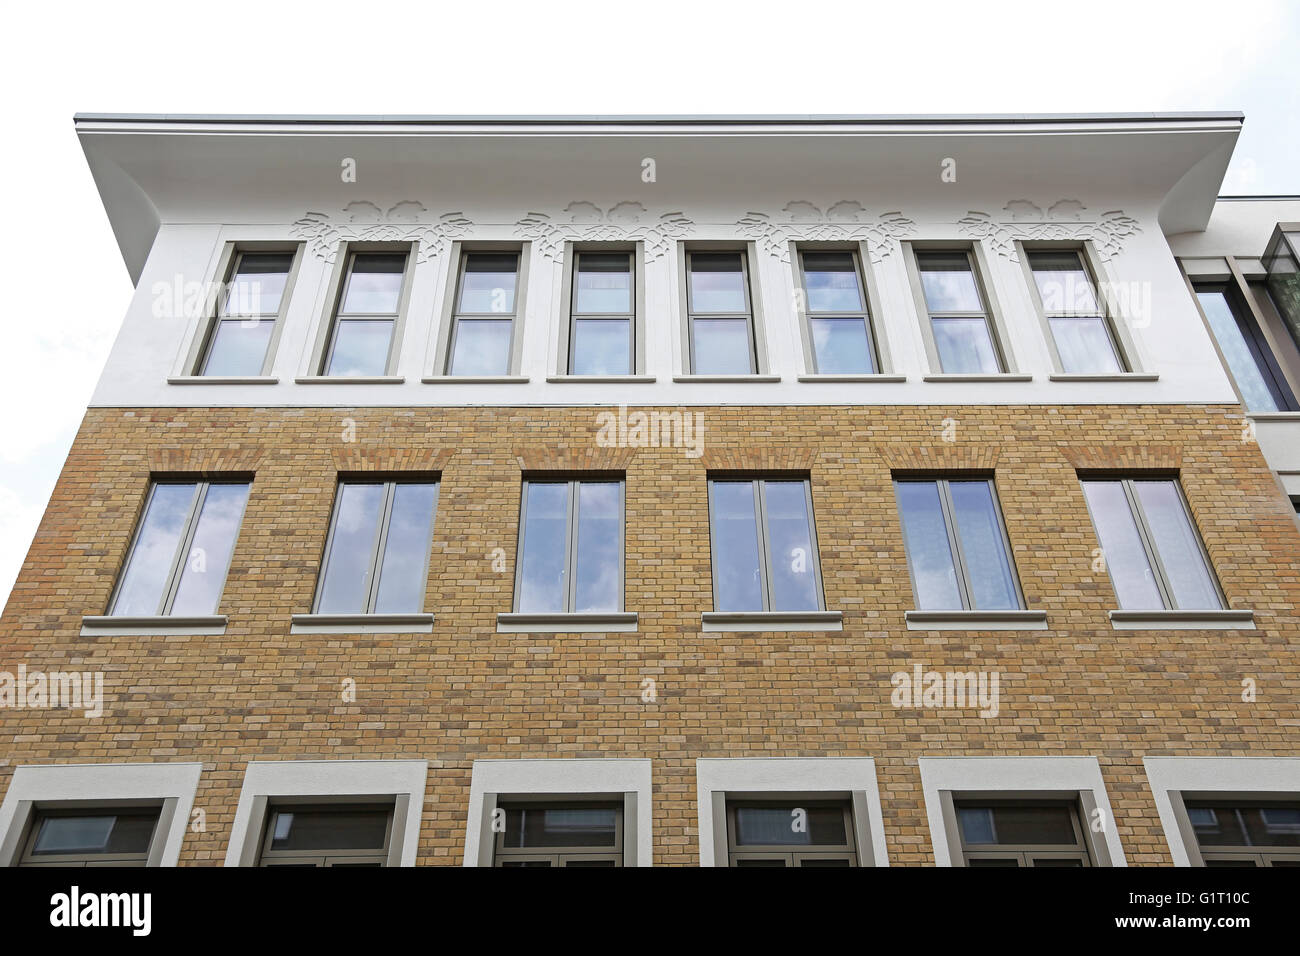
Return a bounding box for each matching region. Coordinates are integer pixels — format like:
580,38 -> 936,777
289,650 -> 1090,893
0,0 -> 1296,612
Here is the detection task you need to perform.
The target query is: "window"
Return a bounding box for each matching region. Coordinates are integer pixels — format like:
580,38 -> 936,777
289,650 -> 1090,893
956,801 -> 1092,867
447,251 -> 521,375
893,478 -> 1023,611
797,249 -> 878,374
18,808 -> 161,867
1080,478 -> 1222,611
110,480 -> 250,617
707,478 -> 823,612
198,250 -> 296,376
314,480 -> 440,615
1028,249 -> 1124,374
726,801 -> 858,867
569,251 -> 634,375
321,251 -> 408,376
916,251 -> 1004,373
686,250 -> 757,374
1194,283 -> 1297,412
1184,801 -> 1300,867
256,805 -> 393,867
515,479 -> 623,613
493,803 -> 623,867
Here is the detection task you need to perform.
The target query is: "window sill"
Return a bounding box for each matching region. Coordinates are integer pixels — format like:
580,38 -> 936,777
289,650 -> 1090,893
80,615 -> 227,636
905,610 -> 1047,631
1245,411 -> 1300,422
672,374 -> 782,383
421,375 -> 530,384
289,613 -> 435,634
701,610 -> 842,632
294,375 -> 405,385
922,374 -> 1033,383
1108,609 -> 1255,631
796,374 -> 906,383
496,612 -> 638,633
167,376 -> 279,385
1049,372 -> 1159,382
545,375 -> 656,384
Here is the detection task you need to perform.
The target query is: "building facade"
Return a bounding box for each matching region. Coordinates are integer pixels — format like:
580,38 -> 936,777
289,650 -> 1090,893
0,114 -> 1297,867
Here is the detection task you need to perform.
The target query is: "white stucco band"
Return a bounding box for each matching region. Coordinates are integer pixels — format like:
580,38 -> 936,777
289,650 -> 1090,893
0,762 -> 202,866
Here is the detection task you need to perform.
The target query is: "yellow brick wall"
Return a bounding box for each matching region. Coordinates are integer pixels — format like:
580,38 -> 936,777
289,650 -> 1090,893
1,403 -> 1297,865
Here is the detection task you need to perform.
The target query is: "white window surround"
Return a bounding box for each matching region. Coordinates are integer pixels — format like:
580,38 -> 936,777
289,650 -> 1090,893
0,762 -> 202,867
696,757 -> 889,866
1144,756 -> 1300,866
224,759 -> 427,867
918,756 -> 1126,866
463,758 -> 652,866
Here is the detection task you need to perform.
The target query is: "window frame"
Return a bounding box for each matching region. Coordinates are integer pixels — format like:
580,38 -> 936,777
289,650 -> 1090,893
255,802 -> 395,868
793,244 -> 883,375
725,799 -> 859,867
1020,242 -> 1134,375
17,805 -> 164,868
1180,800 -> 1300,868
681,245 -> 761,375
905,243 -> 1012,375
954,799 -> 1093,867
1192,278 -> 1299,412
512,477 -> 625,614
492,799 -> 624,867
309,242 -> 416,379
443,247 -> 523,376
706,476 -> 826,613
560,245 -> 641,376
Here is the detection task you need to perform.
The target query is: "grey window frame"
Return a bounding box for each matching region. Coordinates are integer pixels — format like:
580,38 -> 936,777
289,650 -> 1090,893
444,248 -> 523,376
107,479 -> 250,616
1079,476 -> 1225,611
17,804 -> 164,868
684,247 -> 759,375
563,247 -> 639,376
1192,279 -> 1299,411
311,242 -> 416,378
1179,799 -> 1300,868
955,799 -> 1093,867
795,245 -> 881,374
706,476 -> 826,613
320,248 -> 412,376
907,246 -> 1010,374
255,802 -> 394,867
725,799 -> 858,867
312,479 -> 440,615
893,476 -> 1026,612
1021,243 -> 1132,374
492,800 -> 624,867
512,478 -> 625,614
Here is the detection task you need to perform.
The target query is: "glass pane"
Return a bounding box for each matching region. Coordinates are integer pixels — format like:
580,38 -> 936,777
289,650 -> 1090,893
341,254 -> 406,314
326,319 -> 394,376
502,807 -> 618,848
574,482 -> 621,613
1133,481 -> 1221,610
170,483 -> 250,616
1264,236 -> 1300,349
458,253 -> 518,313
800,858 -> 853,866
224,253 -> 293,315
967,857 -> 1020,867
1080,481 -> 1164,609
202,319 -> 274,376
574,254 -> 632,313
734,805 -> 847,846
449,319 -> 512,376
373,483 -> 439,614
802,252 -> 863,312
918,253 -> 983,312
517,482 -> 569,613
692,317 -> 753,374
32,812 -> 158,856
735,859 -> 788,866
112,483 -> 197,615
958,805 -> 1078,846
1189,804 -> 1300,848
894,481 -> 962,610
571,318 -> 631,376
932,316 -> 1000,373
1196,290 -> 1280,413
948,480 -> 1019,610
689,253 -> 747,312
709,481 -> 763,612
269,808 -> 389,851
317,483 -> 386,614
1050,316 -> 1121,374
763,481 -> 819,612
1032,857 -> 1084,867
1028,251 -> 1099,315
810,317 -> 875,374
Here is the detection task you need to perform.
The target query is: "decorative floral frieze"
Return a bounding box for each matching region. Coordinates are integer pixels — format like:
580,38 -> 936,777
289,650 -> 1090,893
735,201 -> 916,263
515,201 -> 693,262
291,201 -> 473,263
957,200 -> 1141,262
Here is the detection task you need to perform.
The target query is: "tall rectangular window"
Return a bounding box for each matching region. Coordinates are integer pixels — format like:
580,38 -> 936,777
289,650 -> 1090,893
323,252 -> 409,376
893,478 -> 1023,611
314,480 -> 440,615
448,252 -> 520,375
1194,283 -> 1297,412
569,251 -> 634,375
1184,801 -> 1300,867
1028,249 -> 1124,374
494,803 -> 623,867
19,808 -> 161,867
110,480 -> 251,617
726,801 -> 858,867
257,805 -> 393,867
708,478 -> 823,612
515,480 -> 623,613
199,251 -> 296,376
798,249 -> 877,374
956,801 -> 1092,867
1080,478 -> 1222,611
916,251 -> 1004,374
686,250 -> 757,374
